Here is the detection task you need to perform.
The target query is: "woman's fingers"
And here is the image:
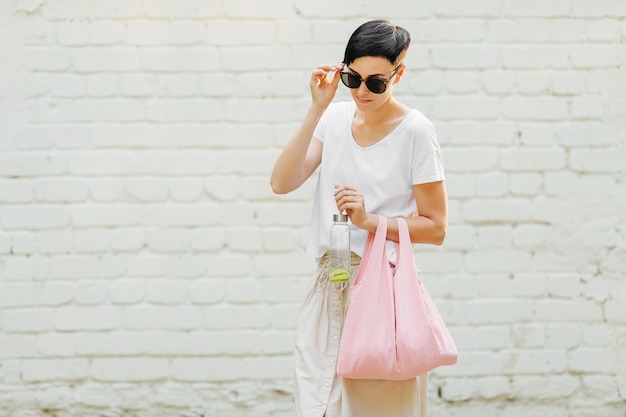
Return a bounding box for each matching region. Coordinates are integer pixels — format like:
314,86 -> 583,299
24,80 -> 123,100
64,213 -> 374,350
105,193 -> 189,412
312,63 -> 344,83
318,62 -> 344,72
334,186 -> 365,213
310,63 -> 344,107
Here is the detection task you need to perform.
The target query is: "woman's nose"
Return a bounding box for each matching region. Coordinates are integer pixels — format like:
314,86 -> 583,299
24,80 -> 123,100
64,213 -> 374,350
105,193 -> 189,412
357,80 -> 370,95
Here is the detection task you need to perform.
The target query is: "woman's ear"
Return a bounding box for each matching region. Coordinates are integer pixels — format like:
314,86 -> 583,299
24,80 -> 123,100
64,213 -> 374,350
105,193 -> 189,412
394,64 -> 406,84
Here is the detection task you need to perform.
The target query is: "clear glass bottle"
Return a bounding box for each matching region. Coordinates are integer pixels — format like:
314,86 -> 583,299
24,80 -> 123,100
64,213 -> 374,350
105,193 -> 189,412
328,213 -> 351,282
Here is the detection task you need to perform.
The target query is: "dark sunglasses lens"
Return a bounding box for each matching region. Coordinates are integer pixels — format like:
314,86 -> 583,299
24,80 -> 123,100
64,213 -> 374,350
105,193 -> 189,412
340,72 -> 387,94
341,72 -> 361,88
365,79 -> 386,94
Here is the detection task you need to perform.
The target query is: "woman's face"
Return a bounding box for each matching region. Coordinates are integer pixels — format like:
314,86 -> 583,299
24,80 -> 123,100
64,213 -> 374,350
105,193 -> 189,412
343,56 -> 404,112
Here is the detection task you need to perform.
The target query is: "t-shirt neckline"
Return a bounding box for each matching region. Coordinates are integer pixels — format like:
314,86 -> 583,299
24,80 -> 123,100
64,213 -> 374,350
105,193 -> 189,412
348,103 -> 415,150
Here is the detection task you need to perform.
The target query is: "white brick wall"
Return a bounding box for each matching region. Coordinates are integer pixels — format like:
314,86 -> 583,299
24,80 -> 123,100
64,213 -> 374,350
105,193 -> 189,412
1,1 -> 625,416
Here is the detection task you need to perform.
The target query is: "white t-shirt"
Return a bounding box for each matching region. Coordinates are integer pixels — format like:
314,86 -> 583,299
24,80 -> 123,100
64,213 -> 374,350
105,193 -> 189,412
306,101 -> 445,261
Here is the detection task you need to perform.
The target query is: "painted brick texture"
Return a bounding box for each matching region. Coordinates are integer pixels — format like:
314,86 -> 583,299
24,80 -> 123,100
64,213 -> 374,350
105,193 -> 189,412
0,1 -> 625,416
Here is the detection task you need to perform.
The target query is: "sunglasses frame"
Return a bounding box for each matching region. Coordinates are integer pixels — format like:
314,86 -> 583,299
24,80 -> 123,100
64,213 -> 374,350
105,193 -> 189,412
339,65 -> 402,94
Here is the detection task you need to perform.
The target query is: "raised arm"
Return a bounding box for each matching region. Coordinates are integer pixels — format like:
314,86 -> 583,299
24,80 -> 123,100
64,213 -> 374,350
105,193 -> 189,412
270,63 -> 343,194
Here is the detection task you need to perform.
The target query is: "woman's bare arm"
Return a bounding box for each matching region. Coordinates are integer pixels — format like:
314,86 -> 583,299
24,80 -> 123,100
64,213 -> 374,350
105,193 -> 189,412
270,63 -> 343,195
270,107 -> 324,194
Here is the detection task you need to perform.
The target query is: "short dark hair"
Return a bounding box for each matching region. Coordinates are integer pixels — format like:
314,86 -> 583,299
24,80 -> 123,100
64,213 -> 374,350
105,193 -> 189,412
342,20 -> 411,66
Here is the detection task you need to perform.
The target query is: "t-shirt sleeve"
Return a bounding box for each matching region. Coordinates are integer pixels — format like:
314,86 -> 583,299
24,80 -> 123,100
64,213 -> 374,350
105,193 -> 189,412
313,106 -> 330,143
411,122 -> 445,185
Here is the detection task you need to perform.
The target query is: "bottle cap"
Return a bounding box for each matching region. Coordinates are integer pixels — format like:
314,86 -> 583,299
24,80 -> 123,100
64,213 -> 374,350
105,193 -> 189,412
333,213 -> 348,222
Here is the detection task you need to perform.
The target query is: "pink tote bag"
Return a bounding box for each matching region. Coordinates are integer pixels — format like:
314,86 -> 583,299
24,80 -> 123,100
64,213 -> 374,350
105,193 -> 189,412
336,216 -> 457,380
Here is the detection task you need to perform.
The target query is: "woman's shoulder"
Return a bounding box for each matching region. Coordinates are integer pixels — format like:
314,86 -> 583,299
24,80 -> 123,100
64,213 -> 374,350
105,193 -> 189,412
397,109 -> 441,151
314,101 -> 354,141
325,100 -> 356,117
402,108 -> 435,132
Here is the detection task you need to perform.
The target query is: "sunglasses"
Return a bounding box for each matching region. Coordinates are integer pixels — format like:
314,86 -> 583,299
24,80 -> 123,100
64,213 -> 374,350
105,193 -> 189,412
339,65 -> 402,94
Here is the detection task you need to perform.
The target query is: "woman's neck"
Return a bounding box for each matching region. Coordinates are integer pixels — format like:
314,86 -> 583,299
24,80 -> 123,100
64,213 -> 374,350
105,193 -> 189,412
351,98 -> 412,147
354,97 -> 408,126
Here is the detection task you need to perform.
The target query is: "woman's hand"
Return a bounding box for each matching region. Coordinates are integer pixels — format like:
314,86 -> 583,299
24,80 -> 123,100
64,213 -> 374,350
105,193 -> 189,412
310,63 -> 344,110
334,184 -> 378,232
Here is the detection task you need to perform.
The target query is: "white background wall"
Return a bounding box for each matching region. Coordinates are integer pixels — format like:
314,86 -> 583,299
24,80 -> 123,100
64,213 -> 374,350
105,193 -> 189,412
0,1 -> 625,416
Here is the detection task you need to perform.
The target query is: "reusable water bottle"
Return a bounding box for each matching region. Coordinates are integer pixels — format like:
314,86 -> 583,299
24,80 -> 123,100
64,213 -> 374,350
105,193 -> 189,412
328,213 -> 351,282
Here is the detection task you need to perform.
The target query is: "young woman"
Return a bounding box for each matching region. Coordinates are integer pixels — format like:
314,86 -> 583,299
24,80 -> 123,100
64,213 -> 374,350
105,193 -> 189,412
270,20 -> 448,417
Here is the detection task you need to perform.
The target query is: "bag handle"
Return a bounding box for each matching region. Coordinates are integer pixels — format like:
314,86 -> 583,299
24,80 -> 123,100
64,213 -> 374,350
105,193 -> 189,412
394,217 -> 417,274
352,215 -> 387,286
